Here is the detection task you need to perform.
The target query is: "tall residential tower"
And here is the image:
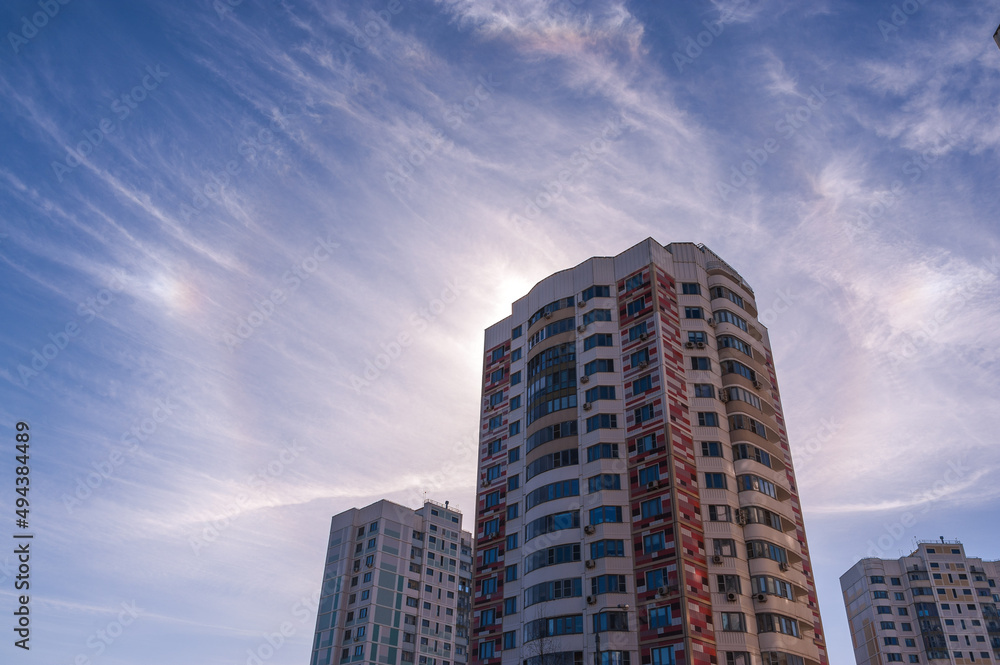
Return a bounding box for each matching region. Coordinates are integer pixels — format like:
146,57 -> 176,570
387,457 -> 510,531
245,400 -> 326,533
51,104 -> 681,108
471,240 -> 828,665
841,540 -> 1000,664
310,500 -> 474,665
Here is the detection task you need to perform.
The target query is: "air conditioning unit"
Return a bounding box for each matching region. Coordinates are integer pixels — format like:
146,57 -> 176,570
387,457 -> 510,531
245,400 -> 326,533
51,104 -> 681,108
577,300 -> 586,308
486,404 -> 493,411
684,342 -> 695,349
580,375 -> 590,384
706,317 -> 716,326
736,509 -> 748,526
718,390 -> 728,402
640,332 -> 648,341
586,595 -> 597,604
726,592 -> 737,602
712,555 -> 723,564
638,360 -> 649,369
545,311 -> 553,319
779,562 -> 789,571
756,593 -> 767,603
577,325 -> 586,333
585,559 -> 596,569
696,342 -> 706,349
656,586 -> 669,597
583,402 -> 593,411
366,562 -> 374,568
753,380 -> 762,389
646,481 -> 658,490
584,525 -> 596,535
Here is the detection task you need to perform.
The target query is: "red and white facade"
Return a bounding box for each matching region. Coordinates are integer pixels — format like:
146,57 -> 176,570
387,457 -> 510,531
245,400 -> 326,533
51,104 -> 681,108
471,240 -> 828,665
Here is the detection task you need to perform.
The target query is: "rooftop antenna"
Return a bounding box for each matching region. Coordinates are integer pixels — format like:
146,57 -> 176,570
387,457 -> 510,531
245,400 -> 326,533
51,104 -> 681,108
940,536 -> 945,544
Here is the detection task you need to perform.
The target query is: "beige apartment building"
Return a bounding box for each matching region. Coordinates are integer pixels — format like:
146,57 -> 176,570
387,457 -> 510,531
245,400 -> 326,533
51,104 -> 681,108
471,239 -> 828,665
309,500 -> 474,665
841,540 -> 1000,665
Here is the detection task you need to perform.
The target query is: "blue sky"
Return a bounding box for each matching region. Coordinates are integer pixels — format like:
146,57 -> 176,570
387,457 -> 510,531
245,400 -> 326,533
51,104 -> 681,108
0,0 -> 998,662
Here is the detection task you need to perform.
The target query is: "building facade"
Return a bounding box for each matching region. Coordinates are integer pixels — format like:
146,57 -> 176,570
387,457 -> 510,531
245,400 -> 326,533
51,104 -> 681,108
841,540 -> 1000,665
471,240 -> 828,665
310,500 -> 474,665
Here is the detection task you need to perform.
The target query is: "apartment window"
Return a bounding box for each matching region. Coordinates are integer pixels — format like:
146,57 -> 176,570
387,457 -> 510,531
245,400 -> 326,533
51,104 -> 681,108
873,590 -> 889,599
488,415 -> 503,430
625,274 -> 645,291
586,414 -> 617,432
507,504 -> 519,520
638,465 -> 660,485
702,441 -> 722,457
511,348 -> 521,362
510,371 -> 521,385
508,475 -> 520,490
481,577 -> 497,595
694,383 -> 714,398
698,412 -> 719,427
582,285 -> 611,301
588,474 -> 621,493
508,446 -> 520,463
505,565 -> 518,582
591,539 -> 626,559
718,335 -> 753,356
506,534 -> 518,550
502,631 -> 516,650
633,375 -> 652,394
714,539 -> 737,556
354,646 -> 364,657
629,322 -> 648,341
880,621 -> 896,630
509,421 -> 520,436
720,612 -> 746,632
589,506 -> 623,525
649,606 -> 672,629
511,325 -> 522,339
584,333 -> 614,351
593,611 -> 629,632
717,575 -> 741,593
626,298 -> 647,317
491,347 -> 506,362
630,348 -> 649,366
583,309 -> 613,325
756,613 -> 799,637
485,464 -> 502,482
631,433 -> 654,454
487,439 -> 502,455
651,647 -> 677,665
585,385 -> 616,402
406,597 -> 419,607
714,309 -> 748,331
490,369 -> 505,383
362,572 -> 372,583
584,359 -> 615,375
485,491 -> 501,509
643,532 -> 665,553
591,574 -> 626,595
876,606 -> 893,615
691,357 -> 710,370
688,331 -> 706,343
503,597 -> 517,615
684,307 -> 703,319
640,498 -> 662,519
705,473 -> 727,489
884,637 -> 899,646
681,283 -> 701,295
634,404 -> 655,425
709,505 -> 732,522
478,641 -> 495,659
483,518 -> 499,537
